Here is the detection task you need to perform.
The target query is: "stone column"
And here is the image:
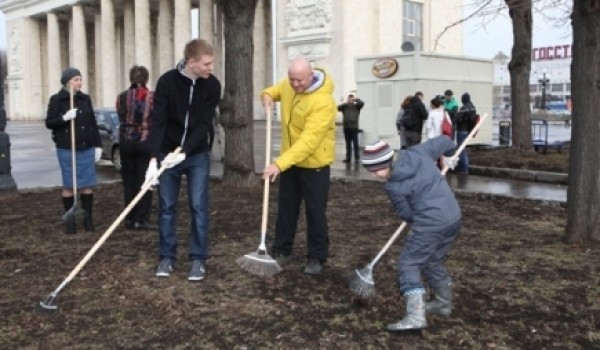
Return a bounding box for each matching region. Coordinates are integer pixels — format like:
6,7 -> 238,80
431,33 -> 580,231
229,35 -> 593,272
47,12 -> 61,91
101,0 -> 117,107
173,0 -> 191,63
198,0 -> 214,44
94,12 -> 103,104
71,4 -> 88,92
134,0 -> 152,85
123,0 -> 135,87
212,4 -> 224,80
158,0 -> 174,74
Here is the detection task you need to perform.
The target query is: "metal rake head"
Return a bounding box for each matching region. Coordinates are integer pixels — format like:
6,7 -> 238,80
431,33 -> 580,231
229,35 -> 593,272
39,293 -> 58,310
236,251 -> 283,277
348,267 -> 376,299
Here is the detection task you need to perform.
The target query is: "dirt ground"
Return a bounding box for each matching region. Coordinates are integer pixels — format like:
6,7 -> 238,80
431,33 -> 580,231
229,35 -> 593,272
2,147 -> 598,349
469,145 -> 569,174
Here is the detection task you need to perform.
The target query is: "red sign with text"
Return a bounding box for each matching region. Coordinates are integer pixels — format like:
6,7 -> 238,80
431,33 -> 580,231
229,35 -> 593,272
531,44 -> 572,61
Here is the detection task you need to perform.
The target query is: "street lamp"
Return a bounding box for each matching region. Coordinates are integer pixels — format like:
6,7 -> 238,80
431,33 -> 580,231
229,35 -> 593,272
538,69 -> 550,111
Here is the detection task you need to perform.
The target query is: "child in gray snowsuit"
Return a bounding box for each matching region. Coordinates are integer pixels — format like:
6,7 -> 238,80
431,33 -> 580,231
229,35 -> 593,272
361,135 -> 462,331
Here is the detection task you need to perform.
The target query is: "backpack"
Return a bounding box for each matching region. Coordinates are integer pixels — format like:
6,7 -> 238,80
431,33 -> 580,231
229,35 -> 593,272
470,113 -> 481,132
399,108 -> 420,130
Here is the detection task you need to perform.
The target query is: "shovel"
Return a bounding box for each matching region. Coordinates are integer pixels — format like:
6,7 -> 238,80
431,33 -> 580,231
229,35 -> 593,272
63,84 -> 86,226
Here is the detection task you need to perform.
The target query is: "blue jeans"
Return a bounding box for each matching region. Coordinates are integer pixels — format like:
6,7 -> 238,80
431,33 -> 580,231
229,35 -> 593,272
456,130 -> 469,173
157,152 -> 210,262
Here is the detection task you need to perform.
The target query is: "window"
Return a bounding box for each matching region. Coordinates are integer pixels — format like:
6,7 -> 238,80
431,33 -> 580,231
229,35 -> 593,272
551,83 -> 563,92
402,1 -> 422,51
530,84 -> 538,93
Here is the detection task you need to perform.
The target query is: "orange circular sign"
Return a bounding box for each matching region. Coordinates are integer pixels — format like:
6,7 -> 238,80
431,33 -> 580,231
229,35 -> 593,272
372,58 -> 398,78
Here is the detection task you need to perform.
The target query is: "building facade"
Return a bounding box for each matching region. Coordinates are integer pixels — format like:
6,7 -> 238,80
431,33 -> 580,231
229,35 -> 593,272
494,43 -> 572,112
0,0 -> 464,121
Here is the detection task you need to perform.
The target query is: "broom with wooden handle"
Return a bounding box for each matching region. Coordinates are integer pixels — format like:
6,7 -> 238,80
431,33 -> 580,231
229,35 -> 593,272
236,107 -> 282,277
349,114 -> 488,299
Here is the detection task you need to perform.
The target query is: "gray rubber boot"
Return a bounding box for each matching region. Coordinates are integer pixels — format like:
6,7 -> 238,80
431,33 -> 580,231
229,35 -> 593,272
425,285 -> 452,316
386,291 -> 427,331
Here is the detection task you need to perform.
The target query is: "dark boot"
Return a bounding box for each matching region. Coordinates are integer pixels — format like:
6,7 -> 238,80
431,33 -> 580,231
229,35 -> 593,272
80,193 -> 95,232
425,284 -> 452,316
62,196 -> 76,234
387,290 -> 427,331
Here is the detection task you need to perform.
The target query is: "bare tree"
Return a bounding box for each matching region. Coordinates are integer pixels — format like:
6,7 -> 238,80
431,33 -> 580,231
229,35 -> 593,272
565,0 -> 600,244
505,0 -> 533,150
216,0 -> 259,187
440,0 -> 570,150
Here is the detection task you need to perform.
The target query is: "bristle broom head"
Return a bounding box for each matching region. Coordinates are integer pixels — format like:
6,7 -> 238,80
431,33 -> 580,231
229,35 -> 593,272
236,252 -> 283,277
348,267 -> 376,299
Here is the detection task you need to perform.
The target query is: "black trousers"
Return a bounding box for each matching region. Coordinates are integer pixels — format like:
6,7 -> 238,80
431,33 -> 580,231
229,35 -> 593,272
273,166 -> 330,263
120,142 -> 152,223
343,128 -> 360,161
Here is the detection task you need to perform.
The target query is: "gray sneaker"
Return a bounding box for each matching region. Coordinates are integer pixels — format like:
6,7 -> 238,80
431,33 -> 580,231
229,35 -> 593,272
274,253 -> 290,267
303,258 -> 322,275
188,260 -> 206,281
156,258 -> 174,277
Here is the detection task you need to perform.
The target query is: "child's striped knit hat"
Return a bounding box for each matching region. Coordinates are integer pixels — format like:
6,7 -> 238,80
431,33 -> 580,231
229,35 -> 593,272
361,140 -> 394,172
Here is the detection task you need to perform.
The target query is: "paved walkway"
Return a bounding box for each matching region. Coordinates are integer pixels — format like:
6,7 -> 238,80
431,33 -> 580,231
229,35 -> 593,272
4,120 -> 567,203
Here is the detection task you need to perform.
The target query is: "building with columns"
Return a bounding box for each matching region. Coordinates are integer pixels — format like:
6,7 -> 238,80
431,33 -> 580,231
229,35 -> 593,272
0,0 -> 464,121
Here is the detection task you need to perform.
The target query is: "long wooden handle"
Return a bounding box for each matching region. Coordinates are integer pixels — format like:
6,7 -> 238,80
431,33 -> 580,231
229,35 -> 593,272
69,84 -> 77,197
374,116 -> 489,262
259,108 -> 272,246
51,148 -> 183,295
441,113 -> 489,175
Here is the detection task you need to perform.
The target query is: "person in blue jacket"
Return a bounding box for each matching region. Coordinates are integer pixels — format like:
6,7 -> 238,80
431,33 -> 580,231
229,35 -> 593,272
361,136 -> 462,332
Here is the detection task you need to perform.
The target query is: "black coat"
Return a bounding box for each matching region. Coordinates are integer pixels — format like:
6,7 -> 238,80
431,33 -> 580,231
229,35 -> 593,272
150,66 -> 222,158
400,96 -> 429,133
45,88 -> 101,150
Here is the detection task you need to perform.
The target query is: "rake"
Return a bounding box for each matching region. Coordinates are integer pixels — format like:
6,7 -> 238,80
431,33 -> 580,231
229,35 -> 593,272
39,148 -> 182,310
349,113 -> 488,299
236,108 -> 282,277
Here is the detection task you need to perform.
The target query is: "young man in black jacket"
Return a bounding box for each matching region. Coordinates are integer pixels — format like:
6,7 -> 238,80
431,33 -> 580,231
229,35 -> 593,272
147,39 -> 222,281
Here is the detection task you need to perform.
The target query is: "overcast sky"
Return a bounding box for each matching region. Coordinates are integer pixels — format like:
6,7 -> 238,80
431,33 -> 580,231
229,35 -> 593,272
463,6 -> 572,59
1,7 -> 572,58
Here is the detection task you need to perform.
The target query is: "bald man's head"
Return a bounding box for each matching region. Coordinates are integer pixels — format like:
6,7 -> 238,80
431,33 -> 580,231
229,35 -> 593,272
288,58 -> 314,93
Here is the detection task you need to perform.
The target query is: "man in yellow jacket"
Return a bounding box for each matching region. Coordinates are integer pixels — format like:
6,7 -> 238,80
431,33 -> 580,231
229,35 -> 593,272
261,57 -> 337,275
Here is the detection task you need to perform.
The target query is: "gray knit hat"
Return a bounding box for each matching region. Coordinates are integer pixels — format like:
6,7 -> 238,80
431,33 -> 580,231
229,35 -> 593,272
61,67 -> 81,85
361,140 -> 395,172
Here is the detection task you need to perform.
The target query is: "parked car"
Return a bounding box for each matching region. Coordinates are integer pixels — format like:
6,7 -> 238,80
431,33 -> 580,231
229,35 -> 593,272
94,108 -> 121,171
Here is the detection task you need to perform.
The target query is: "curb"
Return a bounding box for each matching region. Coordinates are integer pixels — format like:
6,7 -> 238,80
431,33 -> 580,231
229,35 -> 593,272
469,166 -> 568,185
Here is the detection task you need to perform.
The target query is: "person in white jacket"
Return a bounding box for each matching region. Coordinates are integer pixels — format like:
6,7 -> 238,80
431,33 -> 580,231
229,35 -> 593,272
425,96 -> 449,140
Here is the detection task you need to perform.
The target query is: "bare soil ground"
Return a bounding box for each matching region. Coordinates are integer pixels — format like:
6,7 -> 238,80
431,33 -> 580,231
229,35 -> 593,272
2,147 -> 598,349
469,145 -> 569,174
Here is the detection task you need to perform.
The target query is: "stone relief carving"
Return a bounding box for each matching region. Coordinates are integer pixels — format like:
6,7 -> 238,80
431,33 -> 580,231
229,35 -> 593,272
287,43 -> 328,60
286,0 -> 332,33
9,26 -> 23,75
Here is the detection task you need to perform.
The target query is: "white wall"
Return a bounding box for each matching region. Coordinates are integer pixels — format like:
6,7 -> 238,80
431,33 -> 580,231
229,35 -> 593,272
355,52 -> 494,149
